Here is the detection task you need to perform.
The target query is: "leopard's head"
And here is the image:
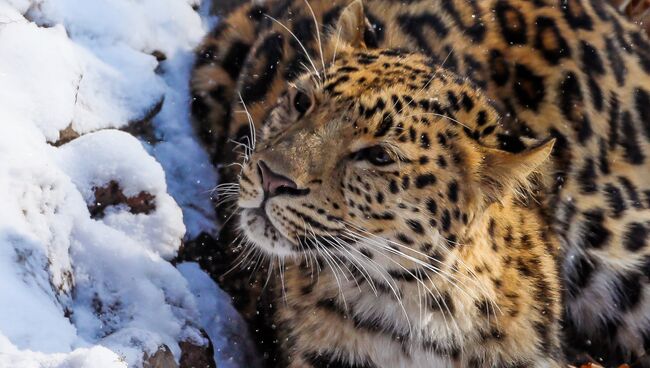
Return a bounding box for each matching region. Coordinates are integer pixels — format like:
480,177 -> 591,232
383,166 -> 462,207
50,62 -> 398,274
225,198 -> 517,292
236,0 -> 553,269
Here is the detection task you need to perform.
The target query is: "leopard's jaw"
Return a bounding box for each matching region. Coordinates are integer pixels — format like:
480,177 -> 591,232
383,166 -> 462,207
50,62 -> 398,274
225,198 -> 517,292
239,208 -> 297,258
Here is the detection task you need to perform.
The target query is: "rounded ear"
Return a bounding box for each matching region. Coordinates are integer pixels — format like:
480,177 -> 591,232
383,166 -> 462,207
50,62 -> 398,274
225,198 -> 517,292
334,0 -> 367,49
477,138 -> 555,203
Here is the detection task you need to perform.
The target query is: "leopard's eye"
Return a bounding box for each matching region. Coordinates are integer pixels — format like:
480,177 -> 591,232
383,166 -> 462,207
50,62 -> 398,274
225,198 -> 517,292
353,145 -> 395,166
293,90 -> 312,116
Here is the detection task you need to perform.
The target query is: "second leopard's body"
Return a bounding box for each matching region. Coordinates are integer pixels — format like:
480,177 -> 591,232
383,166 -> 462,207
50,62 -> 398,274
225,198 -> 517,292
191,0 -> 650,366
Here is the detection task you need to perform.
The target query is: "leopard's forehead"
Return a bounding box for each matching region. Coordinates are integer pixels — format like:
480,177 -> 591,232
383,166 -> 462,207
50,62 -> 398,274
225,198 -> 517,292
293,49 -> 505,151
318,50 -> 450,100
323,50 -> 434,94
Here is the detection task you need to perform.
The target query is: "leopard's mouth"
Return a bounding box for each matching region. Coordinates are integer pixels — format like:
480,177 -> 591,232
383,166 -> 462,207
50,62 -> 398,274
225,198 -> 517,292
239,206 -> 298,257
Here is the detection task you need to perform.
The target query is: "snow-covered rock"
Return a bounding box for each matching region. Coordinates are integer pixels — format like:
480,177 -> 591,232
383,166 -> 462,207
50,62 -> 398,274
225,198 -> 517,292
178,263 -> 262,368
0,0 -> 253,367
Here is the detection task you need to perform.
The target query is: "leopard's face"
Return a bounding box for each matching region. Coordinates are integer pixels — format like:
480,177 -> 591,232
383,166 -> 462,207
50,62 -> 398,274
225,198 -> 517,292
236,49 -> 532,268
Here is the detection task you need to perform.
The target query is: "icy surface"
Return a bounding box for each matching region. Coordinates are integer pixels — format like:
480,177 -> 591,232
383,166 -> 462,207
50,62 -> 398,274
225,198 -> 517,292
0,0 -> 250,367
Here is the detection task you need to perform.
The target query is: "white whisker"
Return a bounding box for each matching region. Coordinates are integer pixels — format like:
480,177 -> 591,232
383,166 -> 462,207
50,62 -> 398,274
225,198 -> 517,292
264,13 -> 321,78
303,0 -> 327,79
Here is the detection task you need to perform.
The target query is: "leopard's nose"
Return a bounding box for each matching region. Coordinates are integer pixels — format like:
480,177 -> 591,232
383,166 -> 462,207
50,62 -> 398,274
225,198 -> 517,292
258,160 -> 298,198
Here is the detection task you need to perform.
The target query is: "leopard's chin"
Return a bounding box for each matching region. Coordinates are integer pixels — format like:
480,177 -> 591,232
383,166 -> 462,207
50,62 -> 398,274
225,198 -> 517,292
239,208 -> 299,258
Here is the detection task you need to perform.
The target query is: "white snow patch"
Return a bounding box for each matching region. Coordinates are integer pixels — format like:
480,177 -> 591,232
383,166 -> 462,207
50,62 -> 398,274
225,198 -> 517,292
0,333 -> 127,368
0,1 -> 253,367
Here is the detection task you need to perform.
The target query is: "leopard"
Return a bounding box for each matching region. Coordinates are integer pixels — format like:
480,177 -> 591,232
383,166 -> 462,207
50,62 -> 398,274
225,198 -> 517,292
190,0 -> 650,366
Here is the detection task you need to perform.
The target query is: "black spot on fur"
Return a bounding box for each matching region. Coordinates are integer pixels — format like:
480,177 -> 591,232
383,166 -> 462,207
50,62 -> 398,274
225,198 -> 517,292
620,111 -> 645,165
322,5 -> 343,27
420,133 -> 431,149
481,125 -> 496,137
513,64 -> 545,110
562,313 -> 623,367
401,176 -> 410,190
447,181 -> 459,203
437,155 -> 447,168
613,271 -> 643,311
441,209 -> 451,232
191,94 -> 210,120
406,219 -> 425,235
608,93 -> 620,149
590,0 -> 611,20
208,85 -> 227,103
560,0 -> 593,30
241,33 -> 284,103
284,19 -> 316,80
447,91 -> 460,111
495,1 -> 527,45
397,13 -> 449,54
624,223 -> 648,252
374,113 -> 394,137
534,321 -> 552,354
603,184 -> 627,218
441,0 -> 486,43
534,16 -> 571,65
426,198 -> 438,216
460,92 -> 475,112
396,233 -> 414,245
476,110 -> 488,126
415,174 -> 437,188
362,98 -> 386,119
578,158 -> 597,193
558,72 -> 592,143
580,41 -> 605,76
565,252 -> 597,298
437,132 -> 448,147
389,180 -> 399,194
324,75 -> 350,94
581,210 -> 610,249
631,31 -> 650,73
587,75 -> 604,112
489,49 -> 510,86
634,87 -> 650,140
222,41 -> 251,80
428,291 -> 455,314
605,37 -> 626,86
194,45 -> 217,67
475,299 -> 491,316
619,176 -> 643,209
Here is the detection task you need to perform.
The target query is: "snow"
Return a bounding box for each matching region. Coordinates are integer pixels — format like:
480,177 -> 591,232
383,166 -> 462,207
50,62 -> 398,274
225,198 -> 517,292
178,263 -> 262,368
0,334 -> 127,368
56,130 -> 185,259
0,0 -> 253,367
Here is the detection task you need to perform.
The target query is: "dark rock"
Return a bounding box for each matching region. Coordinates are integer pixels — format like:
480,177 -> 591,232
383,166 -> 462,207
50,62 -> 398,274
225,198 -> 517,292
89,180 -> 156,218
143,345 -> 178,368
52,124 -> 81,146
179,329 -> 217,368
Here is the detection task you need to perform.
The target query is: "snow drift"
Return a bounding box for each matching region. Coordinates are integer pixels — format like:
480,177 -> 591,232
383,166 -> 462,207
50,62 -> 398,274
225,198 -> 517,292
0,0 -> 256,367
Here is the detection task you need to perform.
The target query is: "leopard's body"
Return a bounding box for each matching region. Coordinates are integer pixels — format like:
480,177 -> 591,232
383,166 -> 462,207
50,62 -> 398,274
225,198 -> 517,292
191,0 -> 650,366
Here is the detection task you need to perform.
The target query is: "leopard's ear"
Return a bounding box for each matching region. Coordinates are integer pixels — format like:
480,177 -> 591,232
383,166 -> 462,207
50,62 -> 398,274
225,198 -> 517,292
334,0 -> 367,49
477,138 -> 555,203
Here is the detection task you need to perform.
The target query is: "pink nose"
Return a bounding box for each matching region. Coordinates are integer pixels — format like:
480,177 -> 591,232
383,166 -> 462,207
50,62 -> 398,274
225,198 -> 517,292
258,161 -> 297,198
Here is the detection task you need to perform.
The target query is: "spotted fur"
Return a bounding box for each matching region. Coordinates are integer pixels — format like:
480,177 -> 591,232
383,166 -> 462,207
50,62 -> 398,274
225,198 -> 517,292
192,0 -> 650,366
